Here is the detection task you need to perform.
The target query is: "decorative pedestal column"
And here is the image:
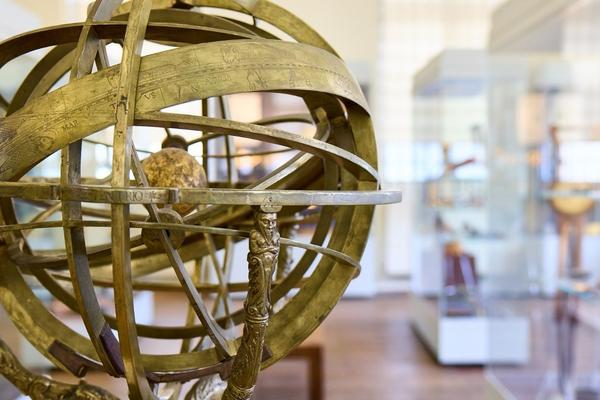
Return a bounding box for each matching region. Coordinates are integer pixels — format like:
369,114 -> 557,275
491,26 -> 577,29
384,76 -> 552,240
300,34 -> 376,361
222,205 -> 280,400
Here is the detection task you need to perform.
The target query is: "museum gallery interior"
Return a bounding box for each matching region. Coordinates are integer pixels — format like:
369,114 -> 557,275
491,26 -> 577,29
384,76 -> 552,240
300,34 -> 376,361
0,0 -> 599,399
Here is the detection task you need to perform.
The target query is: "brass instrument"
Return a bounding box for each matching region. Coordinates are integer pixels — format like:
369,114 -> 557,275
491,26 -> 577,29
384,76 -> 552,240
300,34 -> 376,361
0,1 -> 401,399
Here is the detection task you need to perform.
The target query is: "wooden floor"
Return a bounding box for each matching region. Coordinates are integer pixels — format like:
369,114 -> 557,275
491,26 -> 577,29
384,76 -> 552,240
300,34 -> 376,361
255,294 -> 485,400
4,294 -> 487,399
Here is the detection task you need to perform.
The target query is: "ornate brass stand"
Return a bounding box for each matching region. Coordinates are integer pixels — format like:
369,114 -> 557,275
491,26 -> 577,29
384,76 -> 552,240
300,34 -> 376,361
223,206 -> 280,400
0,338 -> 118,400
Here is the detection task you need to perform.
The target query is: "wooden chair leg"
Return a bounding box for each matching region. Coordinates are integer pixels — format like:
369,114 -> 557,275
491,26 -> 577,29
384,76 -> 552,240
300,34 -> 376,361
308,346 -> 323,400
288,345 -> 324,400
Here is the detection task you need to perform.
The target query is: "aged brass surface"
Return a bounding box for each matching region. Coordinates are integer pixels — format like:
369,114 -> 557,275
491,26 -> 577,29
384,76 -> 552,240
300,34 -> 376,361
0,1 -> 401,399
0,338 -> 119,400
222,207 -> 279,400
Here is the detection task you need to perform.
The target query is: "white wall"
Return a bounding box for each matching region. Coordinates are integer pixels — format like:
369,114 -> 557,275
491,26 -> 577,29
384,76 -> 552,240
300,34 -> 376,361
0,0 -> 41,37
4,0 -> 74,27
272,0 -> 378,66
489,0 -> 571,52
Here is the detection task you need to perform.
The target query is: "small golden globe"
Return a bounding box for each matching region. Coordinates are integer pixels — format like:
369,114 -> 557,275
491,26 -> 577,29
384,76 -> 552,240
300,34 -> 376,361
141,147 -> 207,216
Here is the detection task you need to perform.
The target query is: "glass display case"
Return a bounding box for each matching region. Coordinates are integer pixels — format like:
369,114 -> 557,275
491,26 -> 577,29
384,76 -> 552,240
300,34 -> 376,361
400,45 -> 600,398
411,49 -> 600,369
411,50 -> 489,299
410,50 -> 530,365
487,186 -> 600,400
481,48 -> 600,398
487,277 -> 600,400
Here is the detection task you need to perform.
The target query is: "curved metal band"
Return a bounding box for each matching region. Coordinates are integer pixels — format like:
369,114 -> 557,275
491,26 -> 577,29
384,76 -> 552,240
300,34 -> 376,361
137,111 -> 379,181
112,8 -> 258,36
0,39 -> 367,181
0,250 -> 225,374
60,0 -> 126,378
0,21 -> 255,69
180,0 -> 337,54
7,8 -> 263,116
0,182 -> 401,206
108,1 -> 156,398
7,45 -> 76,115
0,219 -> 362,272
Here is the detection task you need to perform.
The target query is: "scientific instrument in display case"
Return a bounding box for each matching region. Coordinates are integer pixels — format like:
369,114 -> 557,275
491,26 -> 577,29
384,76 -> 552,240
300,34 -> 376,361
411,50 -> 531,366
489,129 -> 600,400
0,1 -> 401,399
483,47 -> 600,399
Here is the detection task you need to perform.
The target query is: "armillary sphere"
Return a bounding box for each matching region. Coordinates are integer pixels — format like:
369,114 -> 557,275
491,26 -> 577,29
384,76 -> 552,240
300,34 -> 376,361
0,1 -> 401,399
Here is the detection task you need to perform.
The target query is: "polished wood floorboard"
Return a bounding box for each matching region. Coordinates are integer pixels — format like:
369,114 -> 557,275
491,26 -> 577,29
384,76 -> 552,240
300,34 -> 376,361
254,294 -> 485,400
4,294 -> 487,399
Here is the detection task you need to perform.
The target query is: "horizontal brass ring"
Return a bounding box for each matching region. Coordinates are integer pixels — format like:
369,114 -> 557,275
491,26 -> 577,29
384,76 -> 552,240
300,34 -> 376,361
0,182 -> 401,206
